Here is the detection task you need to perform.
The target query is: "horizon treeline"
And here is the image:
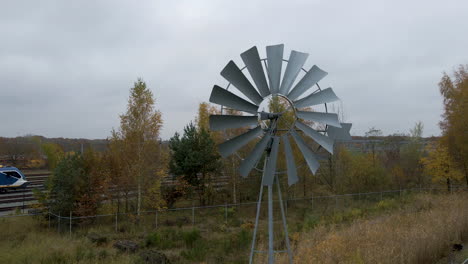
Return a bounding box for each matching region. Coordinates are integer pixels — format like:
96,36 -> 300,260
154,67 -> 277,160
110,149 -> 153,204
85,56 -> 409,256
0,64 -> 466,220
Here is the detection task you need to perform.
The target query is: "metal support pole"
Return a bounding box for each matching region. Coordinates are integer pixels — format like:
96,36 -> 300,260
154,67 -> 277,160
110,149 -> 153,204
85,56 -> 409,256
311,195 -> 314,210
285,199 -> 288,216
249,159 -> 267,264
115,212 -> 118,232
268,184 -> 274,264
155,210 -> 158,229
275,175 -> 293,264
225,203 -> 228,223
69,211 -> 72,237
335,196 -> 338,213
192,206 -> 195,226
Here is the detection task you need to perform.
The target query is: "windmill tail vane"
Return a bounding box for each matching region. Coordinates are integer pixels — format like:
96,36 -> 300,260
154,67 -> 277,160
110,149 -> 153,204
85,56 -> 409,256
207,44 -> 351,264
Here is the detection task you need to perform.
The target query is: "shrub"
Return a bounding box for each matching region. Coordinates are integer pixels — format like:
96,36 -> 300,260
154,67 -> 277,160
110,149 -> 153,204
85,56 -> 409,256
303,214 -> 321,231
145,228 -> 181,249
181,228 -> 201,248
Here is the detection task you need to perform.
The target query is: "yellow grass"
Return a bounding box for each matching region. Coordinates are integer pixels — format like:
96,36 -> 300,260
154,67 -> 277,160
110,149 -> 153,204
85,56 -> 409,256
284,192 -> 468,264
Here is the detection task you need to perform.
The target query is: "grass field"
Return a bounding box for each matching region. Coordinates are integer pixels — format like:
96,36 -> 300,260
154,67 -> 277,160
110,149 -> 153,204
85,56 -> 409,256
283,192 -> 468,264
0,190 -> 466,263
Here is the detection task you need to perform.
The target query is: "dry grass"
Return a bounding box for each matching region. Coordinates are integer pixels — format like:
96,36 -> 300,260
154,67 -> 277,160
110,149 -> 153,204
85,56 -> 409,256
0,216 -> 135,264
284,192 -> 468,264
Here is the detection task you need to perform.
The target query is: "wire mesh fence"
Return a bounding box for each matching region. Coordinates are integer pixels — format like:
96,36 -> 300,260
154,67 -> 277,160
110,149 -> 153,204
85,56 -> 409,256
1,186 -> 466,237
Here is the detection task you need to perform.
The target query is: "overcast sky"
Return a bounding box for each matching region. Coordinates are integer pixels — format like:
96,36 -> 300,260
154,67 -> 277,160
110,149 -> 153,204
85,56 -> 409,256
1,0 -> 467,140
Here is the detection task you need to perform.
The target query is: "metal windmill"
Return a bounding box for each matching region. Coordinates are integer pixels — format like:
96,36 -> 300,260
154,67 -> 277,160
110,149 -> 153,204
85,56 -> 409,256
208,44 -> 351,263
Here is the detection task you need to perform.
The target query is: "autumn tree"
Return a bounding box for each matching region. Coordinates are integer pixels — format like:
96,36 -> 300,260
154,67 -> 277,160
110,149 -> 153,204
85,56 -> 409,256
439,65 -> 468,186
110,79 -> 163,215
421,142 -> 464,191
365,127 -> 383,167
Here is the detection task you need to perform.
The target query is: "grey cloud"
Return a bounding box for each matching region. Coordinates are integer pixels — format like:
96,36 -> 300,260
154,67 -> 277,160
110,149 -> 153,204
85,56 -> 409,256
1,0 -> 467,139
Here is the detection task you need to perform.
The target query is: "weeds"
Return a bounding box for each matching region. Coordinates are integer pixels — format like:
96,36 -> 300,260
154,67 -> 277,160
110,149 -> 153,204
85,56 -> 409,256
288,192 -> 468,264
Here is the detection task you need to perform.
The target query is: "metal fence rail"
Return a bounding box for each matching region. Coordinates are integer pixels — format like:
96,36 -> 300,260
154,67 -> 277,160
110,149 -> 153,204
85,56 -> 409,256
1,186 -> 467,237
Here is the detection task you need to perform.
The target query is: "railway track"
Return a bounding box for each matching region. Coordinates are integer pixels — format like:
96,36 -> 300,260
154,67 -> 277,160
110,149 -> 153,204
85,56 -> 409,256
0,171 -> 231,215
0,172 -> 49,214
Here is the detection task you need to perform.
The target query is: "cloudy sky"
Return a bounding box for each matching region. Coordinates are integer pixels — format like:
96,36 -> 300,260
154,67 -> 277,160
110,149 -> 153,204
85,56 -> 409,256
1,0 -> 467,140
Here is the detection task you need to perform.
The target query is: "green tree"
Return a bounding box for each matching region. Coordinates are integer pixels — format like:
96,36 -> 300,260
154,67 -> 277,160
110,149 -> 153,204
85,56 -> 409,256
37,150 -> 108,219
46,153 -> 86,215
400,122 -> 426,187
439,65 -> 468,186
110,79 -> 163,215
169,122 -> 221,205
41,143 -> 64,170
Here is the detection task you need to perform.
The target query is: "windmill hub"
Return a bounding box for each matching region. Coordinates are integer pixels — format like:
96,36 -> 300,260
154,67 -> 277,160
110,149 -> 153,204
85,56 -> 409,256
257,94 -> 296,133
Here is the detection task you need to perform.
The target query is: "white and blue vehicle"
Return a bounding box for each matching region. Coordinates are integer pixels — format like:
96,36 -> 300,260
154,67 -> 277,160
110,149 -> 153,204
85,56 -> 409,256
0,166 -> 29,193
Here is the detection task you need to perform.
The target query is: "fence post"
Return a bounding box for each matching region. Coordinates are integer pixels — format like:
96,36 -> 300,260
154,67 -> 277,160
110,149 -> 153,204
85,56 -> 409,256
335,196 -> 338,213
58,213 -> 60,233
192,206 -> 195,227
311,195 -> 314,210
69,211 -> 72,237
115,212 -> 118,232
155,210 -> 158,229
285,199 -> 288,216
224,203 -> 228,223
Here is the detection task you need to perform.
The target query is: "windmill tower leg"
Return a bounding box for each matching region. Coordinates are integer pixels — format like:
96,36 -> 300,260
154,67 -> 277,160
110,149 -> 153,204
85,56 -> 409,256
276,174 -> 293,264
249,157 -> 268,264
268,184 -> 275,263
249,179 -> 265,264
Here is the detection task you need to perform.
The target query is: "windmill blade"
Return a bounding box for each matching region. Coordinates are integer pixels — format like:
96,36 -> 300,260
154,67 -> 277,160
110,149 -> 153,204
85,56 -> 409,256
241,46 -> 270,97
296,111 -> 342,128
279,50 -> 308,95
239,133 -> 272,178
218,126 -> 263,158
221,61 -> 263,105
327,123 -> 352,141
209,115 -> 258,131
263,136 -> 280,186
281,134 -> 298,186
288,65 -> 328,101
266,44 -> 284,94
295,121 -> 334,154
290,130 -> 320,174
209,85 -> 259,114
294,87 -> 339,108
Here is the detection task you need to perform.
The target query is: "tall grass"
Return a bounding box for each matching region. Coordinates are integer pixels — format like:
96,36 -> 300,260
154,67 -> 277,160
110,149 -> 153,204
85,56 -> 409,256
0,217 -> 135,264
286,192 -> 468,264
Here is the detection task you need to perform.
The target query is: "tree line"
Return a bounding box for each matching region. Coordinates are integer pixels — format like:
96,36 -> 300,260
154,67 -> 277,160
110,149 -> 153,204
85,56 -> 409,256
24,65 -> 468,220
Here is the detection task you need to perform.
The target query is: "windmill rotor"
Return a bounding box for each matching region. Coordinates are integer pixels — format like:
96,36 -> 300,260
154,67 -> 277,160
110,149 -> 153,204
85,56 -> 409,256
209,45 -> 351,184
208,44 -> 352,263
